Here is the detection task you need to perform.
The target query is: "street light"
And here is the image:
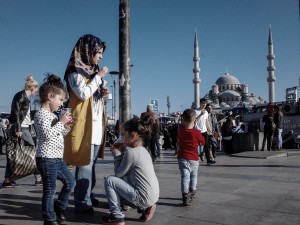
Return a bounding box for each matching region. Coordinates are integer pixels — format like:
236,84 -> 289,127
110,85 -> 113,121
109,64 -> 134,125
109,71 -> 119,125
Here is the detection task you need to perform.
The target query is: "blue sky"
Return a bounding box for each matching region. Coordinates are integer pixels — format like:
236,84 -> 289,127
0,0 -> 299,117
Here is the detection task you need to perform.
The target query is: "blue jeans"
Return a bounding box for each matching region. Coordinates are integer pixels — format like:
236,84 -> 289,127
36,157 -> 75,222
155,138 -> 161,157
104,176 -> 139,219
276,129 -> 283,149
74,144 -> 100,212
178,158 -> 199,193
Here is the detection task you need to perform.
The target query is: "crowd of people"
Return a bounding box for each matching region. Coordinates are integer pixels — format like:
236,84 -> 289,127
0,33 -> 289,225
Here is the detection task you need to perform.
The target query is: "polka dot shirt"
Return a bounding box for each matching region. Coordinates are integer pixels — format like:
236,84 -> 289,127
34,108 -> 70,158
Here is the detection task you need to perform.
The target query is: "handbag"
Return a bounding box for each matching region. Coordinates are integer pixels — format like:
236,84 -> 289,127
6,138 -> 39,180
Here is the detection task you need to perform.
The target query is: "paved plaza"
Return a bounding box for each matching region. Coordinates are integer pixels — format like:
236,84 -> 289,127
1,149 -> 300,225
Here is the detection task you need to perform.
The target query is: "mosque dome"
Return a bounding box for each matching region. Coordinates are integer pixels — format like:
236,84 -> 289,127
215,72 -> 240,85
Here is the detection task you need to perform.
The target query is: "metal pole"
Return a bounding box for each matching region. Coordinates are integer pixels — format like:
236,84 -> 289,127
119,0 -> 131,126
110,85 -> 114,123
109,71 -> 120,126
113,80 -> 116,124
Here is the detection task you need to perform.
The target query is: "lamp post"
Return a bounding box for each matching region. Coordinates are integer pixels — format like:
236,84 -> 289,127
109,65 -> 134,125
109,71 -> 119,125
110,85 -> 113,121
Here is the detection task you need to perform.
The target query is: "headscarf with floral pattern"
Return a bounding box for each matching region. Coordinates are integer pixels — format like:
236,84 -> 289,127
64,34 -> 106,101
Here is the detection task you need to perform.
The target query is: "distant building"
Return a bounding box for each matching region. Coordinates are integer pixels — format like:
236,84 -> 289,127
204,72 -> 264,109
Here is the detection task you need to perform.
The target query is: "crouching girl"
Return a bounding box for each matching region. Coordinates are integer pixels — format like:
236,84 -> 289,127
102,116 -> 159,225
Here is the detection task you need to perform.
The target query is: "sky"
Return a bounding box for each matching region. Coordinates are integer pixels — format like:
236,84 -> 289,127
0,0 -> 299,118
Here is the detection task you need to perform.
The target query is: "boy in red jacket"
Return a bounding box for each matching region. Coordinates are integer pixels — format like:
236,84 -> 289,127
177,109 -> 205,206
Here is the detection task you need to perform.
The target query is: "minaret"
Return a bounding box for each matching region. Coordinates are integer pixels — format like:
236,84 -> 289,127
193,30 -> 201,109
267,25 -> 276,103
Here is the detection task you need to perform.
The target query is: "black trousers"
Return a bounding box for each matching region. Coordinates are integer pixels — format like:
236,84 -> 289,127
262,131 -> 273,151
201,132 -> 210,162
143,137 -> 157,160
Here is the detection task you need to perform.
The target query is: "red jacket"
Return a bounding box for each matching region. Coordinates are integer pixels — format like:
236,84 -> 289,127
177,127 -> 205,160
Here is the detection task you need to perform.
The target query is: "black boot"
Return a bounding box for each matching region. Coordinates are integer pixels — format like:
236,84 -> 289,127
182,193 -> 190,206
54,202 -> 66,223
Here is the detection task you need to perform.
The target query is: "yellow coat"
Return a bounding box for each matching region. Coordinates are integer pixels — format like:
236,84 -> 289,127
64,77 -> 107,166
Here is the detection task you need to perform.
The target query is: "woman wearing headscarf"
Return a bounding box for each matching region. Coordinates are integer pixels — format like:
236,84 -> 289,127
63,34 -> 109,213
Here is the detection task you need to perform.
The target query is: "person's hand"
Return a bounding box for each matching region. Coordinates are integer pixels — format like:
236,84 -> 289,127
65,117 -> 75,129
65,123 -> 74,129
60,111 -> 73,126
110,145 -> 123,156
110,145 -> 118,153
101,87 -> 110,97
97,66 -> 109,78
15,131 -> 22,137
218,134 -> 222,140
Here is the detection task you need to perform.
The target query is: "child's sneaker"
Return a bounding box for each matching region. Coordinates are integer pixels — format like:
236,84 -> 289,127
189,190 -> 196,203
139,204 -> 156,222
102,213 -> 125,225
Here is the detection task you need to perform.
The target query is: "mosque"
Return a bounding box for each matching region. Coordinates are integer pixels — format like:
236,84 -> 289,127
204,72 -> 264,108
192,27 -> 275,109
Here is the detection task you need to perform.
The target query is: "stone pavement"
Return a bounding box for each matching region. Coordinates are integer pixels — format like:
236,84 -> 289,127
1,149 -> 300,225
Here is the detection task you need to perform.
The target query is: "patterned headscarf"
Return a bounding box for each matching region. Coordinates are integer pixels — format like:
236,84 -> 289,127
64,34 -> 106,100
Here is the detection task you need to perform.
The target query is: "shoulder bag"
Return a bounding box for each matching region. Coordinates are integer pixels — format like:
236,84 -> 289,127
6,137 -> 39,180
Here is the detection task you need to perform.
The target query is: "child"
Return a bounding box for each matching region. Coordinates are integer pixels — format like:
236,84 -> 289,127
34,74 -> 75,225
102,116 -> 160,225
178,109 -> 205,206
